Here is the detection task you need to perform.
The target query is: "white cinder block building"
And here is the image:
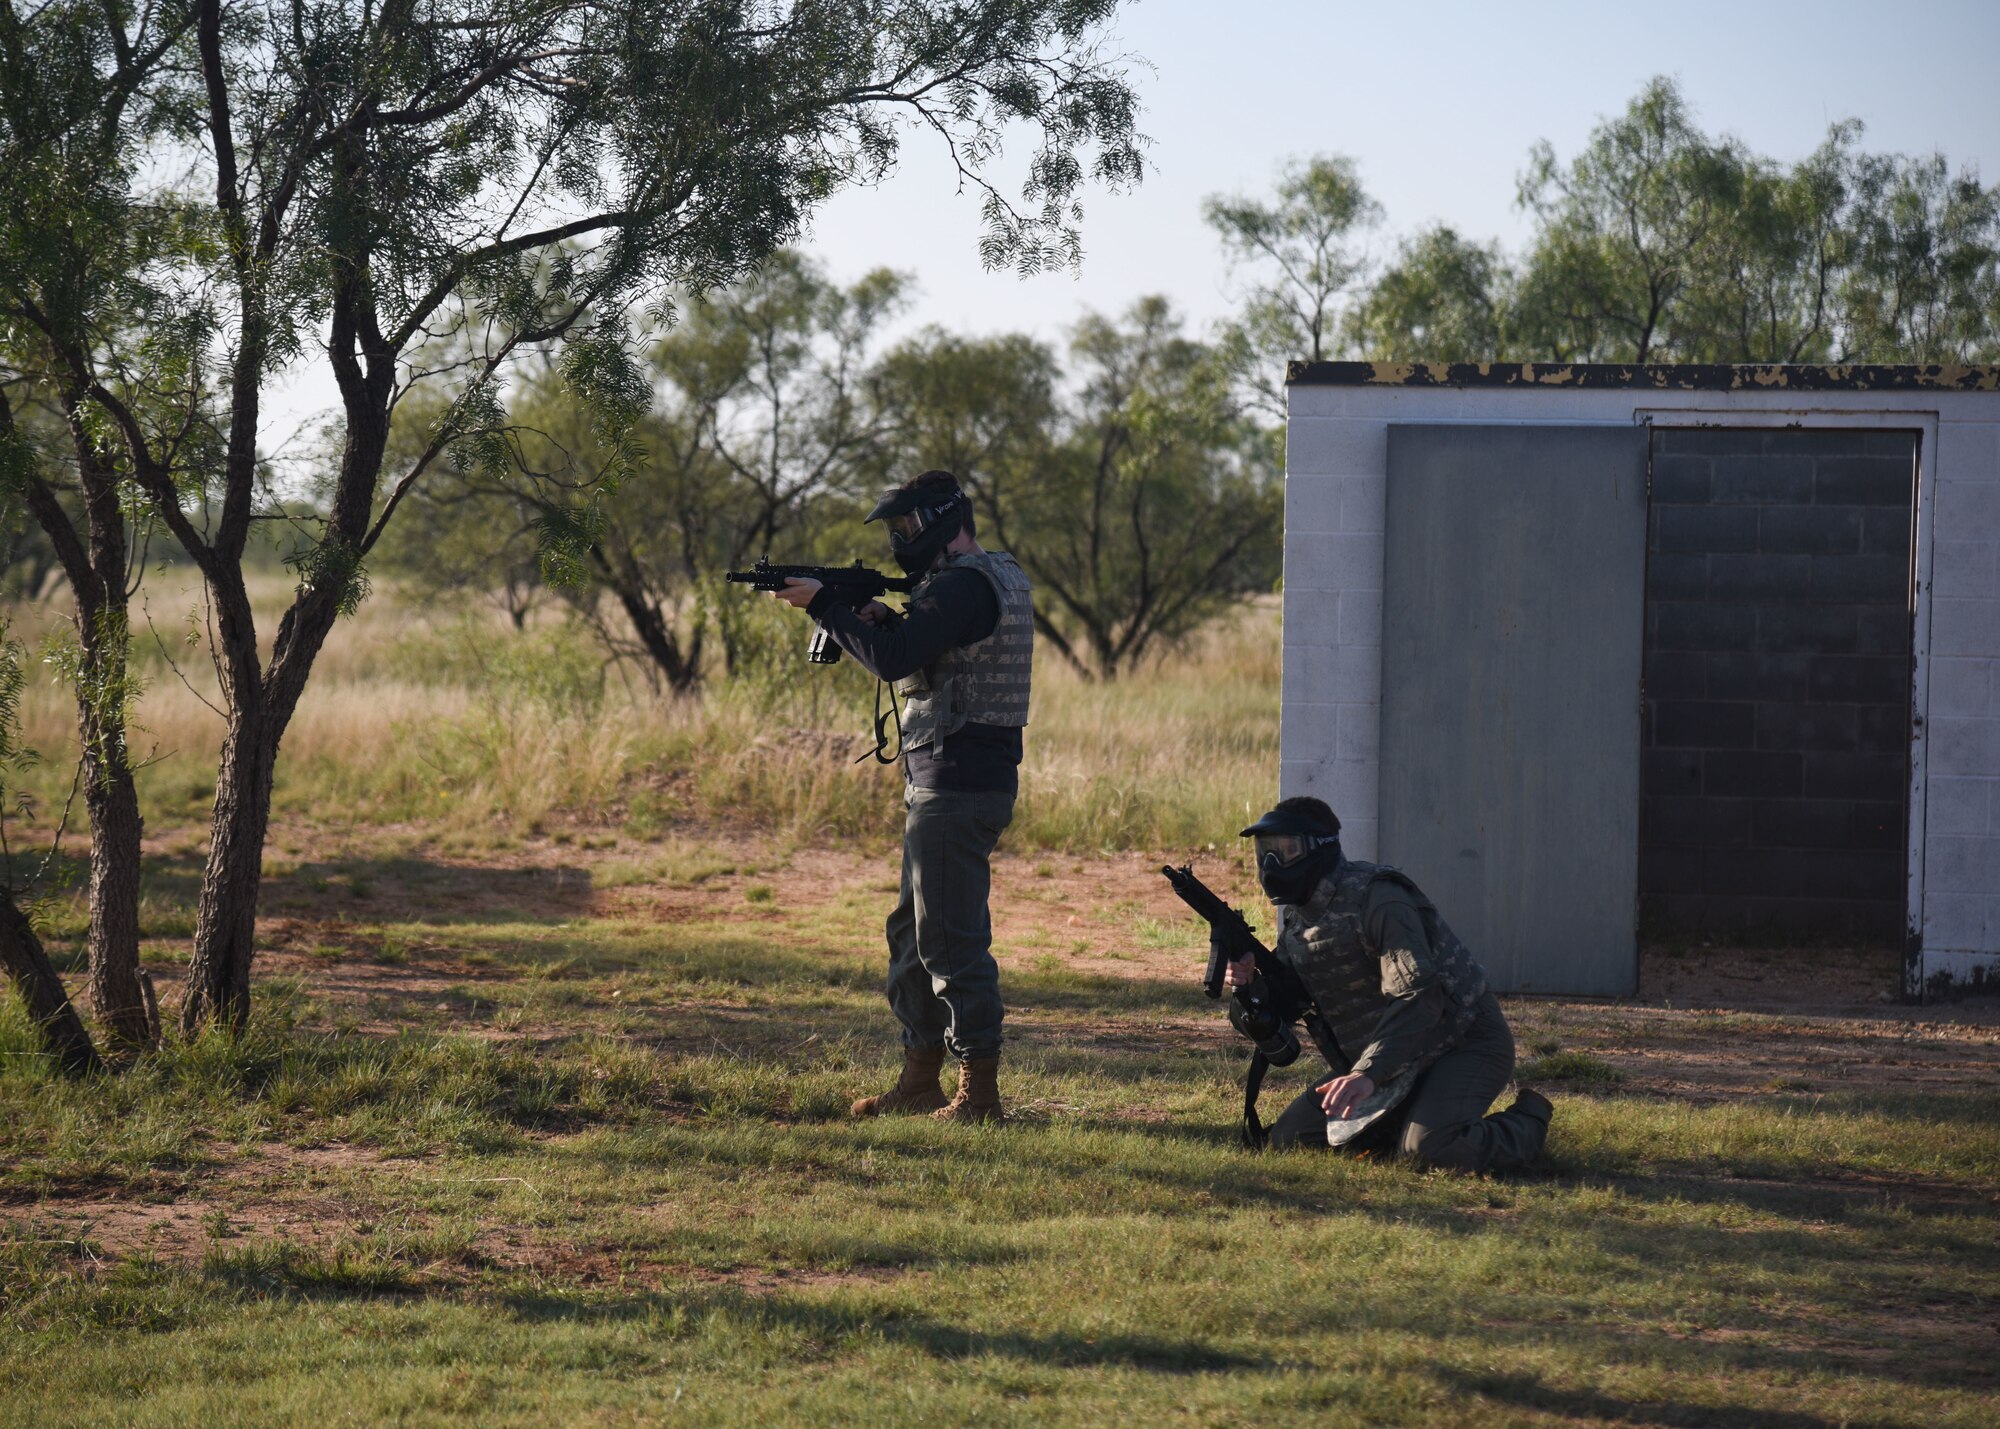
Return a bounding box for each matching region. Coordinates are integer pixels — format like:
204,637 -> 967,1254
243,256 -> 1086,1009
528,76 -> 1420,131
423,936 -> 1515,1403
1279,363 -> 2000,1000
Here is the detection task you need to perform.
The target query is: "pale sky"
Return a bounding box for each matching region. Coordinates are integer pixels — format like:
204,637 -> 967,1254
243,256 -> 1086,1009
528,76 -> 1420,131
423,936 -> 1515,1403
262,0 -> 2000,448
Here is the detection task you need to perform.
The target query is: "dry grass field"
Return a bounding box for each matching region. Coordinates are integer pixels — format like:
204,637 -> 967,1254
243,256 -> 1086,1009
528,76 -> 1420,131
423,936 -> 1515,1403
3,582 -> 1998,1426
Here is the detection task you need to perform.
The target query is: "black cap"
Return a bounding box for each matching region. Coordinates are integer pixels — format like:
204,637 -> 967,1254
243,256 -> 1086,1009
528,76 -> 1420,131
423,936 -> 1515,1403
1239,799 -> 1340,840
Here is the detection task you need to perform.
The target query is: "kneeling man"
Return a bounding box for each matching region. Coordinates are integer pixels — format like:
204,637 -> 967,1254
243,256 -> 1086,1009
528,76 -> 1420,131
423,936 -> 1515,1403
1226,796 -> 1551,1169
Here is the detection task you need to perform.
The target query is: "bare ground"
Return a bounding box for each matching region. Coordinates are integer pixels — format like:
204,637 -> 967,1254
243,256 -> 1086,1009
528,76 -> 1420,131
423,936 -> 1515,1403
11,820 -> 2000,1275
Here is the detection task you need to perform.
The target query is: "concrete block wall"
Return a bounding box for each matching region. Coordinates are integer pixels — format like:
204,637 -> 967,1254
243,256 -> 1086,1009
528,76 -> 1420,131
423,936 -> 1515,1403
1282,373 -> 2000,994
1640,427 -> 1916,941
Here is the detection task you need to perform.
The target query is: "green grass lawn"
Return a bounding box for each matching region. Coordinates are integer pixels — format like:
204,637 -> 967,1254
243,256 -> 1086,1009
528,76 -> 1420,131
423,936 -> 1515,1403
4,839 -> 1997,1427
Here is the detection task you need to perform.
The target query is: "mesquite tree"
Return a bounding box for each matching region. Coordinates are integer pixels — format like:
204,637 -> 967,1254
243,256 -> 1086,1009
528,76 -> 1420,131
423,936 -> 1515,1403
877,300 -> 1279,680
0,10 -> 178,1052
1337,78 -> 2000,366
1203,155 -> 1381,420
388,250 -> 909,693
0,0 -> 1143,1031
0,387 -> 153,1052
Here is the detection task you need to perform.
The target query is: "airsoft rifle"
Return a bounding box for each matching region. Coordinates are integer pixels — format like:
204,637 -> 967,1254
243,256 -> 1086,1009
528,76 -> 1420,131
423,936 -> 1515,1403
725,558 -> 917,666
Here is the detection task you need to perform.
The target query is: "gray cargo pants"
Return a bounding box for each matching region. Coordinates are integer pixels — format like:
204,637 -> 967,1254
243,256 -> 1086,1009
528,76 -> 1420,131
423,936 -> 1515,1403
1268,993 -> 1548,1171
885,785 -> 1013,1060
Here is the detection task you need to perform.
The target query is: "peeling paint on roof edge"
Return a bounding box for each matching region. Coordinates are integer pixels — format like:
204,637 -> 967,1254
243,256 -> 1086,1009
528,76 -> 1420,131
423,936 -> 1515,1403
1285,361 -> 2000,392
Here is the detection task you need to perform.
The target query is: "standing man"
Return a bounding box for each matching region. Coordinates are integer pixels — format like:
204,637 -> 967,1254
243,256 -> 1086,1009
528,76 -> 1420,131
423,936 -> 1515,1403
768,470 -> 1032,1124
1222,795 -> 1552,1170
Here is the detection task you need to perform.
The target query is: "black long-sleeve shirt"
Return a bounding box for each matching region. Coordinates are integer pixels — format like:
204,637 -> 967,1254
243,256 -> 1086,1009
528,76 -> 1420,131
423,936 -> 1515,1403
807,568 -> 1023,793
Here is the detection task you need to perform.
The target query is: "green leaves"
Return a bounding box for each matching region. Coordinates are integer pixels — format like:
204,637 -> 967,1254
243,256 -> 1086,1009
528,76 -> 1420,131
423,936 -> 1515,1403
561,326 -> 651,446
1204,154 -> 1382,413
1234,78 -> 1999,369
1501,77 -> 1998,363
530,500 -> 610,591
1351,227 -> 1508,365
285,536 -> 372,620
37,608 -> 142,782
1842,150 -> 2000,362
0,622 -> 35,797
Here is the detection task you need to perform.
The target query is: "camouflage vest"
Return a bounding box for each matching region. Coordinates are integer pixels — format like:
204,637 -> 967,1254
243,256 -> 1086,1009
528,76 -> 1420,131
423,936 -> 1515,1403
895,550 -> 1034,753
1274,858 -> 1489,1123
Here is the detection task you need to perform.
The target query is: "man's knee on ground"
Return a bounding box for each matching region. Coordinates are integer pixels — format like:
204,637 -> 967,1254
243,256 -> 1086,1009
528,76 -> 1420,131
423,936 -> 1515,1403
1399,1119 -> 1483,1172
1266,1119 -> 1326,1152
1265,1093 -> 1333,1152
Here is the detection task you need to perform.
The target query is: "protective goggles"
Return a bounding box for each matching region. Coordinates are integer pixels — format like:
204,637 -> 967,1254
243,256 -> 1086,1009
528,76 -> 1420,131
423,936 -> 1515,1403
887,496 -> 962,544
1253,831 -> 1337,871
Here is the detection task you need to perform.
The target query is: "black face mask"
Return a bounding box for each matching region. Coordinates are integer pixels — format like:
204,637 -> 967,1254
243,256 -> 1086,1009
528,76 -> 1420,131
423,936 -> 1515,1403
1258,840 -> 1342,905
888,496 -> 965,576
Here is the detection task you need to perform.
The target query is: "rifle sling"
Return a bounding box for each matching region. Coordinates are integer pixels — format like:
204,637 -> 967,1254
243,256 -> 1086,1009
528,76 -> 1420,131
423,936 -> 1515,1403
1241,1050 -> 1271,1152
855,677 -> 903,766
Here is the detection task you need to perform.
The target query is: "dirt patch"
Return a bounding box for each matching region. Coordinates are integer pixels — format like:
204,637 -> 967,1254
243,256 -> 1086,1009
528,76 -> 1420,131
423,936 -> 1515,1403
990,849 -> 1253,988
1506,993 -> 2000,1101
1,1142 -> 407,1265
455,1225 -> 920,1294
1639,941 -> 1922,1016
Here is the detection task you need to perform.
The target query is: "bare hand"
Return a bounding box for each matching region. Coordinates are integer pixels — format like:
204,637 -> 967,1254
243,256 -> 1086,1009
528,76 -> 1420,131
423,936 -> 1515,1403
769,577 -> 821,609
855,600 -> 892,625
1222,954 -> 1257,989
1317,1072 -> 1376,1119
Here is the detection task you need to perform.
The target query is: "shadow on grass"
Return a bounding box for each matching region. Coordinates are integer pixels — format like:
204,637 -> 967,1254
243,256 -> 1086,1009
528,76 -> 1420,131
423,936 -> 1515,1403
1431,1367 -> 1895,1429
6,844 -> 601,950
498,1285 -> 1267,1375
204,1241 -> 416,1297
260,854 -> 595,927
1561,1164 -> 2000,1241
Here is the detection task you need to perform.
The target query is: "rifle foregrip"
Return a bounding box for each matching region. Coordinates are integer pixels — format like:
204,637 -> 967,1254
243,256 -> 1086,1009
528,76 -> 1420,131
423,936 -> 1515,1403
1202,943 -> 1226,1000
1166,864 -> 1234,999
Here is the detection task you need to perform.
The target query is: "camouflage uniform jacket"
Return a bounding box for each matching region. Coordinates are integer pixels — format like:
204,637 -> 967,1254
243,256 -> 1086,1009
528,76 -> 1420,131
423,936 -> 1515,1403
894,550 -> 1033,752
1273,858 -> 1489,1122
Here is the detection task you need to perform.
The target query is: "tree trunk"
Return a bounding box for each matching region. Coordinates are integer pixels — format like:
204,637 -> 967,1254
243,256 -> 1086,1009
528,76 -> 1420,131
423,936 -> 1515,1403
591,546 -> 699,694
79,707 -> 150,1049
615,584 -> 699,694
9,400 -> 152,1052
178,702 -> 277,1033
0,892 -> 102,1077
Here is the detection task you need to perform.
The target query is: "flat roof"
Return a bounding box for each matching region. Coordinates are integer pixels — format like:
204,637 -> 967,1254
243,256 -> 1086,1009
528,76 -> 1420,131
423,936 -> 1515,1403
1285,361 -> 1999,392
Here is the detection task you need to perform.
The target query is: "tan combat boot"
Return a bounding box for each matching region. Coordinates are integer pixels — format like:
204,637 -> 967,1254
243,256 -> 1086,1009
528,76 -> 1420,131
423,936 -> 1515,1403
931,1055 -> 1004,1124
850,1045 -> 949,1118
